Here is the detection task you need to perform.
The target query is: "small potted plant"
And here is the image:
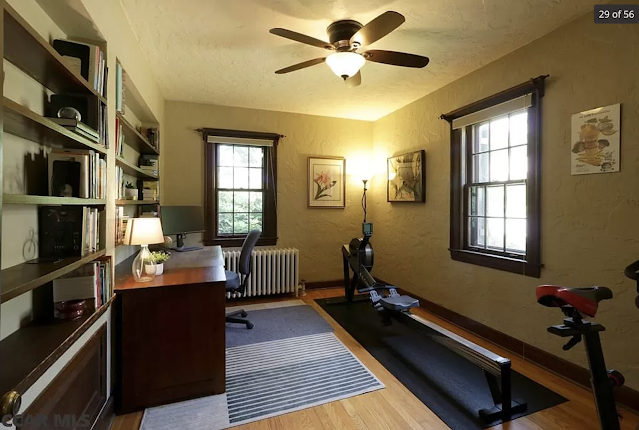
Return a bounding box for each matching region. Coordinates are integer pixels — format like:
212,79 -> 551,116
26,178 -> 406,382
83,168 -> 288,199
124,182 -> 138,200
146,251 -> 171,275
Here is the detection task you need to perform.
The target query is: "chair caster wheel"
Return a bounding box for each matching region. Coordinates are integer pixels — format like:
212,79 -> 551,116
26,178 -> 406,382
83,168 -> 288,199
241,312 -> 248,317
246,323 -> 254,329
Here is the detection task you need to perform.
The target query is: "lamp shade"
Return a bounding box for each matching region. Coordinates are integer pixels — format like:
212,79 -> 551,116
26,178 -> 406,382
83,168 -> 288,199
326,52 -> 365,78
124,218 -> 165,246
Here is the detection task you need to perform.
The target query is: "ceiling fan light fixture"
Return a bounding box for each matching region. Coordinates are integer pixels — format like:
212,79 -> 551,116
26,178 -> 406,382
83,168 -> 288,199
326,52 -> 365,79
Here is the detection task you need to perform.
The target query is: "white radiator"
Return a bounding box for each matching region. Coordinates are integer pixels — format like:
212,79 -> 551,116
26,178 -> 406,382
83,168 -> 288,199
224,248 -> 299,298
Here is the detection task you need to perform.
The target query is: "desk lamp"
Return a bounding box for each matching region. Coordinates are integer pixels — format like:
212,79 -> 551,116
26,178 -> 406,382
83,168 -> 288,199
124,217 -> 165,282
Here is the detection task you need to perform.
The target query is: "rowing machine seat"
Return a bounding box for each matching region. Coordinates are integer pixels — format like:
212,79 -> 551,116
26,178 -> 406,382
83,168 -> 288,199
379,288 -> 419,311
536,285 -> 613,317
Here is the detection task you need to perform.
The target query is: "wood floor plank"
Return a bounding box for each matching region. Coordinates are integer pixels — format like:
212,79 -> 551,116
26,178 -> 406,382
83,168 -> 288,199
111,288 -> 638,430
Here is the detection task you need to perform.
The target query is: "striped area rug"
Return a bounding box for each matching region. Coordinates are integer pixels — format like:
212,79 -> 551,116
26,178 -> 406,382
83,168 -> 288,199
226,332 -> 384,426
141,302 -> 383,429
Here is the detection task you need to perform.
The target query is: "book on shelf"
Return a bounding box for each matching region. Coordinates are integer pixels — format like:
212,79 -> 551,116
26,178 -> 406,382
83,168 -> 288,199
52,39 -> 108,97
116,62 -> 125,114
139,155 -> 159,175
53,259 -> 112,310
141,210 -> 158,217
38,206 -> 102,258
48,118 -> 99,142
48,150 -> 106,199
116,206 -> 130,245
49,94 -> 107,147
142,181 -> 159,201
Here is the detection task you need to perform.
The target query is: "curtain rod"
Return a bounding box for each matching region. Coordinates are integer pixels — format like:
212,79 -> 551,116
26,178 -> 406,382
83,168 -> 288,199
194,128 -> 285,139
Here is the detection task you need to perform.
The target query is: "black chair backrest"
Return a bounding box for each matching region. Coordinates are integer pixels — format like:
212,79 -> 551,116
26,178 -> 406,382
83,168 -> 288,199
239,230 -> 261,276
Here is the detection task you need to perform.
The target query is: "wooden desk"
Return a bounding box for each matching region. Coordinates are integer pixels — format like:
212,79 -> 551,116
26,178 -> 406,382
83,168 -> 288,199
114,246 -> 226,414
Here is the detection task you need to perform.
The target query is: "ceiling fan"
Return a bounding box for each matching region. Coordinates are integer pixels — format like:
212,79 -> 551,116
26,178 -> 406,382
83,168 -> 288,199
269,11 -> 429,87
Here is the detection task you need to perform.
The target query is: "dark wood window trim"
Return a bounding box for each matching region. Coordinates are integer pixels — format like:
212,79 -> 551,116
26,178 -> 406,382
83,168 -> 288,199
200,128 -> 280,247
442,75 -> 548,278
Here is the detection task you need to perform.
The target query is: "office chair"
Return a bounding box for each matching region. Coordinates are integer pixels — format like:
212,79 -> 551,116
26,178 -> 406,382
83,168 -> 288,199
225,230 -> 261,329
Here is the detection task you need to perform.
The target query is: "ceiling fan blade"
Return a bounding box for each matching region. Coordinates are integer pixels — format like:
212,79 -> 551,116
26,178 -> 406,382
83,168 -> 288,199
364,50 -> 429,68
351,11 -> 405,47
275,57 -> 326,74
345,71 -> 361,88
269,28 -> 333,50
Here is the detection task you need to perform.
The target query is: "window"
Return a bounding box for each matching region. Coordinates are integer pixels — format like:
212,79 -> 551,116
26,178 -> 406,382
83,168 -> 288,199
201,129 -> 279,246
443,76 -> 547,277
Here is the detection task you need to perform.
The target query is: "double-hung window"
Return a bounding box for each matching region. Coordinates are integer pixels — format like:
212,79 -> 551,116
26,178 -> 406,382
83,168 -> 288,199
443,76 -> 547,277
201,129 -> 279,246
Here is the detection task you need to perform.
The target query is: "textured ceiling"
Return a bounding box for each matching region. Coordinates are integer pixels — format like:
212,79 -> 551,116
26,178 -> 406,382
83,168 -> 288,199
120,0 -> 598,121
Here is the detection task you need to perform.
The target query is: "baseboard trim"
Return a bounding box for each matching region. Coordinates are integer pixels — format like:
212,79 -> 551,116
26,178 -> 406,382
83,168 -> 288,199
385,283 -> 639,413
305,279 -> 343,290
94,396 -> 114,430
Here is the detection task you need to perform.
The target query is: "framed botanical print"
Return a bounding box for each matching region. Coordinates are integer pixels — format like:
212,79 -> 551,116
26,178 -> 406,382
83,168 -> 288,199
387,150 -> 426,202
308,156 -> 346,208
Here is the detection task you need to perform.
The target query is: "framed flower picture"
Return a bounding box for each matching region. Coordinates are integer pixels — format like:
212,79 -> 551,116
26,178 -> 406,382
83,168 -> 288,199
387,150 -> 426,202
308,156 -> 346,208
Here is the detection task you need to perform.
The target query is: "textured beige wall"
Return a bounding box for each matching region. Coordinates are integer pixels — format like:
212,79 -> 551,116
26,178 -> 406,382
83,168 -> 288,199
369,11 -> 639,388
163,101 -> 373,282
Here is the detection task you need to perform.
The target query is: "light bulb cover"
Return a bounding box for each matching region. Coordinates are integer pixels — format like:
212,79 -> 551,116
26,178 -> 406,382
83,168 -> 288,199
326,52 -> 366,79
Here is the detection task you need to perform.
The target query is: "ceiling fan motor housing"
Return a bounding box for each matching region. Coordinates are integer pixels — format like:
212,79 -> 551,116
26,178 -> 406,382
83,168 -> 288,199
327,20 -> 363,50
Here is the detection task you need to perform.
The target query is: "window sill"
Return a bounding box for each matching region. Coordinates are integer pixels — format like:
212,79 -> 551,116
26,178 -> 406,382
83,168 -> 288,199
204,237 -> 278,247
450,249 -> 541,278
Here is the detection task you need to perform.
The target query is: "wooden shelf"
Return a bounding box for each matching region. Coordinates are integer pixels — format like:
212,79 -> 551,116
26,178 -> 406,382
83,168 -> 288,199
0,296 -> 114,396
116,157 -> 158,180
1,250 -> 106,304
3,4 -> 106,103
3,195 -> 106,206
117,112 -> 159,155
3,98 -> 107,155
115,200 -> 159,206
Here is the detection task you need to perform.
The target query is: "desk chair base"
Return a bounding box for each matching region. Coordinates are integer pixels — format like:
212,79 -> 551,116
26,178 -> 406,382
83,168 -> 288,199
226,309 -> 253,329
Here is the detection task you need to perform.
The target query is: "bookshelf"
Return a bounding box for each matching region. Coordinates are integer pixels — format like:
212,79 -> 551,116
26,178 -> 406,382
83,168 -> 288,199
3,98 -> 108,155
116,200 -> 159,206
3,4 -> 106,103
0,295 -> 115,397
115,61 -> 161,253
116,157 -> 158,180
116,112 -> 158,155
3,195 -> 106,206
1,250 -> 107,304
0,2 -> 113,408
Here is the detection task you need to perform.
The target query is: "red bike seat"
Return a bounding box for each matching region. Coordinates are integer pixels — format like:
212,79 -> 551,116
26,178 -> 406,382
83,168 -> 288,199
536,285 -> 613,317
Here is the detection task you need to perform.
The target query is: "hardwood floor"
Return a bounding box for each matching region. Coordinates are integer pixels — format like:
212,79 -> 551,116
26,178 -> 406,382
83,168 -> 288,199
111,288 -> 639,430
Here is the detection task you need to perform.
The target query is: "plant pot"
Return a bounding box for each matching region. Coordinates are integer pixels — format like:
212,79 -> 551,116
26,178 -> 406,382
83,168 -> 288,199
125,188 -> 138,200
145,262 -> 163,275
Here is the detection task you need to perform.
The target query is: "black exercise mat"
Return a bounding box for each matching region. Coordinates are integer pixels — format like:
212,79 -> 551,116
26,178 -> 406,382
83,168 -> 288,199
316,298 -> 567,429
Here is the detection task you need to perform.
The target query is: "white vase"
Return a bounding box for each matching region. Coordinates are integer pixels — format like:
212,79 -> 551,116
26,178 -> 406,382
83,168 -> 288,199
145,262 -> 163,275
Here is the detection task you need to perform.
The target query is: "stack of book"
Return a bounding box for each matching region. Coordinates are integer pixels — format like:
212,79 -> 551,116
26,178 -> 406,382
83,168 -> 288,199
142,181 -> 159,201
139,156 -> 158,177
53,259 -> 112,310
53,39 -> 108,97
50,118 -> 99,143
115,206 -> 130,245
48,150 -> 107,199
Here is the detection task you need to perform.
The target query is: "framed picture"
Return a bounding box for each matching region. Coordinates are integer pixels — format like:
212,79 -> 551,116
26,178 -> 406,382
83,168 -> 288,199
570,103 -> 621,175
387,150 -> 426,202
308,156 -> 346,208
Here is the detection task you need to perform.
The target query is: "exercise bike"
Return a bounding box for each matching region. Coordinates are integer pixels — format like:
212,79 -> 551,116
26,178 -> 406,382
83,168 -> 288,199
537,279 -> 629,430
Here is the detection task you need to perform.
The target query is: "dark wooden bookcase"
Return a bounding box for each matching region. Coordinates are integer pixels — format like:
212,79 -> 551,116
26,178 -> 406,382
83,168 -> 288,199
0,3 -> 114,412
